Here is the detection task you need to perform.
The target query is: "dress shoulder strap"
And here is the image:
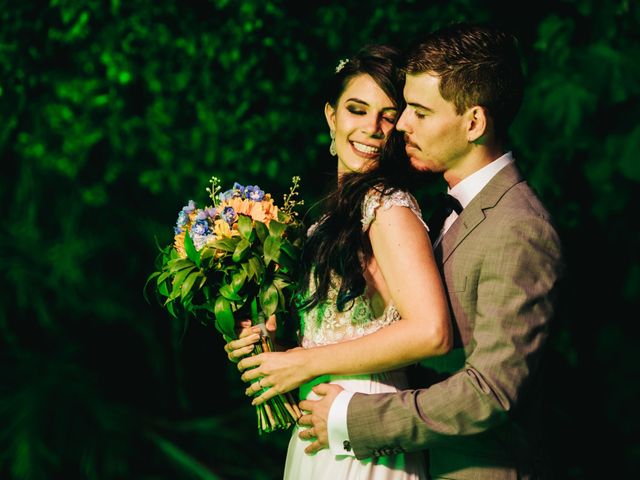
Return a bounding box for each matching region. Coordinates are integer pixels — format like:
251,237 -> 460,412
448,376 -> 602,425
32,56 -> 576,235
361,186 -> 428,232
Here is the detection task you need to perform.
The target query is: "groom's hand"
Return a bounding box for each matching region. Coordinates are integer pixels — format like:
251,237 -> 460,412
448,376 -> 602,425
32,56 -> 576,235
297,383 -> 344,455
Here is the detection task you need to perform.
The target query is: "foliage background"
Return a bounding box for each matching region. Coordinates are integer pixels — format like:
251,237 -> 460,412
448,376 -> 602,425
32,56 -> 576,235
1,0 -> 638,478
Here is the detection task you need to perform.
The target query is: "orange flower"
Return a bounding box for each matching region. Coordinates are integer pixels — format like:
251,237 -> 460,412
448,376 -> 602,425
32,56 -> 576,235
250,199 -> 279,225
213,218 -> 239,238
174,231 -> 187,258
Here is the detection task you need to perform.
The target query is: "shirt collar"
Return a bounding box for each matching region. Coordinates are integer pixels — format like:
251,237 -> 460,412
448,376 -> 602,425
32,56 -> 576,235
448,152 -> 515,208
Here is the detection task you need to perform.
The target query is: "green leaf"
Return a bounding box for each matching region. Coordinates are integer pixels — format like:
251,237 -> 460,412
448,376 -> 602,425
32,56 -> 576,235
167,258 -> 196,273
157,270 -> 172,285
260,283 -> 279,317
211,237 -> 240,252
263,235 -> 282,266
158,280 -> 169,297
214,296 -> 235,338
232,238 -> 251,262
237,214 -> 253,240
247,256 -> 265,281
200,246 -> 216,261
280,240 -> 300,262
231,271 -> 246,293
268,220 -> 287,238
254,221 -> 269,243
181,271 -> 201,299
166,300 -> 177,318
276,251 -> 295,273
143,271 -> 161,303
172,265 -> 195,290
220,284 -> 242,301
183,230 -> 201,267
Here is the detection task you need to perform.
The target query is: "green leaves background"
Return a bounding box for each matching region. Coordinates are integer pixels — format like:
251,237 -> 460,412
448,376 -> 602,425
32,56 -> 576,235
1,0 -> 638,478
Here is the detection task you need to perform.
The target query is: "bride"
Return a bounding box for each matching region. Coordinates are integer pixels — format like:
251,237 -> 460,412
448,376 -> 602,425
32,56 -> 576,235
226,44 -> 451,479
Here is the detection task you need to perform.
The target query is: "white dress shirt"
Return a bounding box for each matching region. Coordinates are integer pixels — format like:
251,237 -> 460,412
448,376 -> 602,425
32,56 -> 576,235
327,152 -> 516,456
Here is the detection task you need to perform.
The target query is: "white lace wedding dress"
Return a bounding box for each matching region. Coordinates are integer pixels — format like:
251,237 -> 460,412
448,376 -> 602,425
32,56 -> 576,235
283,188 -> 428,480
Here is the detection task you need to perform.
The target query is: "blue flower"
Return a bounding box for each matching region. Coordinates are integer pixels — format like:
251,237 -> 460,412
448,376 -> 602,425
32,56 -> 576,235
191,219 -> 210,236
191,233 -> 215,251
204,206 -> 217,219
222,206 -> 236,225
233,182 -> 246,197
195,209 -> 208,221
219,189 -> 237,202
174,226 -> 183,235
245,185 -> 265,201
182,200 -> 196,213
176,210 -> 189,228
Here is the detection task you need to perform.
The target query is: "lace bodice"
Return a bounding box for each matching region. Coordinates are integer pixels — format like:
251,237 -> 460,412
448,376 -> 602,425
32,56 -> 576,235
299,187 -> 427,348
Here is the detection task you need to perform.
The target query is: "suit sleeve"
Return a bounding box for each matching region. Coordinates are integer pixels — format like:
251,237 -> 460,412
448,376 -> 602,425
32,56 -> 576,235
346,214 -> 564,459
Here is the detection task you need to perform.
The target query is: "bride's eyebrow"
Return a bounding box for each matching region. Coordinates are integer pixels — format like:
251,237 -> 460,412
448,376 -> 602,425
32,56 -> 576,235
344,98 -> 369,105
345,98 -> 397,111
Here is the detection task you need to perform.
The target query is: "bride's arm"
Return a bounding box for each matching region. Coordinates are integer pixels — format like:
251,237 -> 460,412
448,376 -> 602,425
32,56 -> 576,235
238,205 -> 452,404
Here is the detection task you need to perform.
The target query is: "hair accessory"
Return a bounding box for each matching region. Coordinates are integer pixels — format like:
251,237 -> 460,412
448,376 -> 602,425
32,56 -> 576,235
335,58 -> 349,73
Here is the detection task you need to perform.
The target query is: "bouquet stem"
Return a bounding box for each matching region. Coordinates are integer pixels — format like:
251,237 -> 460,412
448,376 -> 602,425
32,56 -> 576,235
252,323 -> 301,435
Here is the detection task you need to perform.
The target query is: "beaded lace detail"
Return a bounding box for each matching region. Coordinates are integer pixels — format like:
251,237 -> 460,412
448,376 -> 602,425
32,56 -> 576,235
299,187 -> 426,349
361,186 -> 428,231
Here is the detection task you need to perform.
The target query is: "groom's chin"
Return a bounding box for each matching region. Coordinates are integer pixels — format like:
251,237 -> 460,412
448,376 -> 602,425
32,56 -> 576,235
405,163 -> 438,185
408,161 -> 434,176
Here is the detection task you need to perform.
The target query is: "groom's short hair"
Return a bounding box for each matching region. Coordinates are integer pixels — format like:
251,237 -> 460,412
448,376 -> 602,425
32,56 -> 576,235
405,23 -> 524,142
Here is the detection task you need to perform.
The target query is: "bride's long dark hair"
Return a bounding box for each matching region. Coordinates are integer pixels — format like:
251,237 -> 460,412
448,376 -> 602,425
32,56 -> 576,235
297,44 -> 414,313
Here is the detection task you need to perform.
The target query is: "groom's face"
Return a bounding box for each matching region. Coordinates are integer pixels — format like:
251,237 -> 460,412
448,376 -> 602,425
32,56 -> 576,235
396,73 -> 469,174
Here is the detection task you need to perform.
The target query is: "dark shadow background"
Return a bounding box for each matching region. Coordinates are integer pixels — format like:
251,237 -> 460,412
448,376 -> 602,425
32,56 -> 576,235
1,1 -> 638,479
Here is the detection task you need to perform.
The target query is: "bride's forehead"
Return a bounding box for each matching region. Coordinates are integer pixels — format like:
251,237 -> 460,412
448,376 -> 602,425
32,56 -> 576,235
338,74 -> 394,107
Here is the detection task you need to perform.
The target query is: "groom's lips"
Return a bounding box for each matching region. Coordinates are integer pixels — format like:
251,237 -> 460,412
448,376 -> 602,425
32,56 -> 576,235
404,136 -> 420,150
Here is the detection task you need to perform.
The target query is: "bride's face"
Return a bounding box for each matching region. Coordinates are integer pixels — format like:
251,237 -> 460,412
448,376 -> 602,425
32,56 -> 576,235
325,74 -> 397,174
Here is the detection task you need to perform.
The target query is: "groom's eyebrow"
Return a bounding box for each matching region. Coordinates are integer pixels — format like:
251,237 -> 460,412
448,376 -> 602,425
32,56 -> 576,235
408,102 -> 433,112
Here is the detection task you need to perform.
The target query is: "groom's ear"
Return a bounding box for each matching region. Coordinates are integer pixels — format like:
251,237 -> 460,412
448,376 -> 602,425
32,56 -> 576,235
324,102 -> 336,131
466,106 -> 489,143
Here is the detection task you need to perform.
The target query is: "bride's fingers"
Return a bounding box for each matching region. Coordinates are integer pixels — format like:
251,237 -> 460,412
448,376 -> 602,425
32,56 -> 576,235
240,365 -> 262,383
237,352 -> 262,373
251,386 -> 278,406
227,345 -> 255,363
265,314 -> 277,332
226,333 -> 261,351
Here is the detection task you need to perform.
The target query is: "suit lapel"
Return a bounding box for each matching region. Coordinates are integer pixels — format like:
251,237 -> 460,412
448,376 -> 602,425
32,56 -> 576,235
439,163 -> 524,265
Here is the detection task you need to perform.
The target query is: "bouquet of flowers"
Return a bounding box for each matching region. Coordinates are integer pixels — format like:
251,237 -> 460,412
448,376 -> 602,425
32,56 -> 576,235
146,176 -> 305,434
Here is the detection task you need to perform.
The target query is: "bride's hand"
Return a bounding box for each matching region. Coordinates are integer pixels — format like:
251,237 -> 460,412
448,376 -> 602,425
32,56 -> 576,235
223,319 -> 261,363
238,347 -> 311,406
223,315 -> 278,362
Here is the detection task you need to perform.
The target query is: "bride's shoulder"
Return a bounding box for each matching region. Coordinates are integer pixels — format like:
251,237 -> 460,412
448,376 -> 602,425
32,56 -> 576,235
361,185 -> 423,231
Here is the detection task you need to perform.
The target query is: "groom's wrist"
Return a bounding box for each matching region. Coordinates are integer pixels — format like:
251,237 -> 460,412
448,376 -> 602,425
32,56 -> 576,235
327,390 -> 356,456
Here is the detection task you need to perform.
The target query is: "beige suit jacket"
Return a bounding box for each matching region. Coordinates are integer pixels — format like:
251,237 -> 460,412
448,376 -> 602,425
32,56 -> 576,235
347,163 -> 564,479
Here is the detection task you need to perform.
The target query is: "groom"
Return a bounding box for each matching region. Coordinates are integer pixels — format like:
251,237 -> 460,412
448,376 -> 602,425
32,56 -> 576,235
297,23 -> 564,479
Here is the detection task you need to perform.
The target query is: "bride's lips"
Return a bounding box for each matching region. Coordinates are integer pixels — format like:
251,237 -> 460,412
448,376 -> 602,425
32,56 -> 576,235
350,141 -> 381,159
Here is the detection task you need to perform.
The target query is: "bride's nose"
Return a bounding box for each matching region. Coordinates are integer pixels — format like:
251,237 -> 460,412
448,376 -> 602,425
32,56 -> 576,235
361,115 -> 384,139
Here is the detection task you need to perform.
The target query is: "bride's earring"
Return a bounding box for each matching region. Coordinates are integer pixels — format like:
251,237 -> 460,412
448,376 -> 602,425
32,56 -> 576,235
329,130 -> 337,156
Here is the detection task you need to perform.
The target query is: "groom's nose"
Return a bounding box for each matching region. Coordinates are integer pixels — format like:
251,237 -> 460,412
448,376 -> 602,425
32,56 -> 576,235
396,108 -> 410,133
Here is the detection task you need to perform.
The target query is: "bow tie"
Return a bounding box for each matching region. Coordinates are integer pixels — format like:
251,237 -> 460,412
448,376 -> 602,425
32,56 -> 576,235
427,193 -> 463,243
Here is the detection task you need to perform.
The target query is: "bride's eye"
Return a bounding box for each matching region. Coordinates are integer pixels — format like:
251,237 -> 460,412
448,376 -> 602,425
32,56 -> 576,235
347,106 -> 366,115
